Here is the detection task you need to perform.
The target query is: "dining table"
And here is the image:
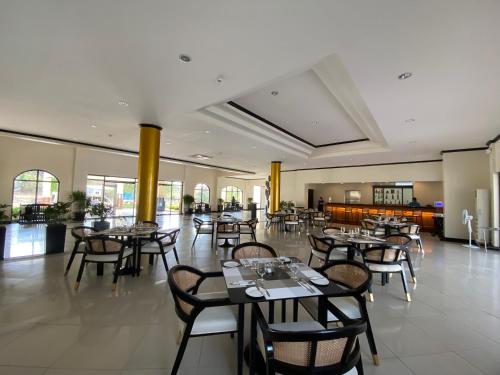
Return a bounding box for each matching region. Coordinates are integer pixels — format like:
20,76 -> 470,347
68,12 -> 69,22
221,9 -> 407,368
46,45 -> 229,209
221,257 -> 349,375
325,232 -> 387,259
364,218 -> 412,236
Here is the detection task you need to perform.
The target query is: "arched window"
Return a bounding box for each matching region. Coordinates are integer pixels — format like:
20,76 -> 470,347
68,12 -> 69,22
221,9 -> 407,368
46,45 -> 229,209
12,170 -> 59,214
221,186 -> 243,203
194,183 -> 210,204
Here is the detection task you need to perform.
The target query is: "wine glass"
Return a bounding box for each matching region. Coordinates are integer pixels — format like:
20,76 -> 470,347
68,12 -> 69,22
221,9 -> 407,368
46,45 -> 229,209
256,263 -> 266,281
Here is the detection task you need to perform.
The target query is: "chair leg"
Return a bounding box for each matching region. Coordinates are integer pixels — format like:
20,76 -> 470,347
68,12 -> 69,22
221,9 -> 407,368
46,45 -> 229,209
137,250 -> 142,276
405,256 -> 417,284
268,301 -> 274,324
293,299 -> 298,322
112,259 -> 122,291
172,327 -> 192,375
359,297 -> 379,365
400,269 -> 411,302
74,256 -> 86,290
64,243 -> 80,276
355,355 -> 365,375
160,251 -> 169,273
191,233 -> 198,248
173,246 -> 180,264
367,285 -> 374,302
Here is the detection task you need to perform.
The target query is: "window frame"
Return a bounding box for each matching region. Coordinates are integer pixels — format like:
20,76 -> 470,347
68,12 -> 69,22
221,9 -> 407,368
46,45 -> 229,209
194,183 -> 210,205
221,185 -> 243,203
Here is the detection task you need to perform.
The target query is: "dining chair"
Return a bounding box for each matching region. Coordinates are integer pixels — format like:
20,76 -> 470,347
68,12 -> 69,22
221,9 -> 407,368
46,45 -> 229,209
232,242 -> 277,259
362,245 -> 412,302
299,260 -> 379,365
74,235 -> 133,291
215,222 -> 240,248
361,220 -> 385,237
137,228 -> 181,275
167,265 -> 238,375
192,218 -> 214,247
399,224 -> 423,253
239,218 -> 257,241
312,212 -> 326,227
284,214 -> 301,232
64,226 -> 97,276
251,303 -> 366,375
266,212 -> 281,229
384,234 -> 417,283
307,234 -> 350,266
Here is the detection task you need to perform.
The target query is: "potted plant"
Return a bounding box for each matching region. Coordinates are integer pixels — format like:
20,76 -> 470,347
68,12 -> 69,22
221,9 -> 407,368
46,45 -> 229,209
247,197 -> 257,219
88,202 -> 112,231
287,200 -> 296,213
182,194 -> 195,214
0,204 -> 10,260
68,190 -> 89,222
217,198 -> 224,212
44,202 -> 71,254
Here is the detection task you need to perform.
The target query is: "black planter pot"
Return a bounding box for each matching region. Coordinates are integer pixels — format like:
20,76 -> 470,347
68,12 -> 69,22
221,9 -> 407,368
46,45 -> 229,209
93,220 -> 110,231
249,203 -> 257,220
46,223 -> 67,254
0,225 -> 6,261
73,211 -> 86,222
217,205 -> 223,213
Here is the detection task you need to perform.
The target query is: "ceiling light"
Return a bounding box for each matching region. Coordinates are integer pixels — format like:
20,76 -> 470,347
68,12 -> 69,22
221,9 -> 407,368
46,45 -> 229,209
205,130 -> 210,134
405,118 -> 415,124
118,100 -> 129,107
216,75 -> 224,84
91,124 -> 97,128
108,134 -> 113,137
271,91 -> 279,96
165,142 -> 172,145
179,54 -> 191,63
252,145 -> 257,149
190,154 -> 213,160
311,121 -> 319,126
398,72 -> 413,80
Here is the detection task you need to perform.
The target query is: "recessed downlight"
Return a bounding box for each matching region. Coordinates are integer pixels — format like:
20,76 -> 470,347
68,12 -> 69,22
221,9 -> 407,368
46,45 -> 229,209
91,124 -> 97,128
205,130 -> 211,134
271,91 -> 279,96
165,142 -> 172,145
405,118 -> 416,124
118,100 -> 129,107
398,72 -> 413,80
179,54 -> 191,63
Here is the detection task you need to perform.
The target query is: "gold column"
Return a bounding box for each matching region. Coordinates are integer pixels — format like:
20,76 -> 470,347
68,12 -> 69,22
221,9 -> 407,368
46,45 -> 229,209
270,161 -> 281,213
136,124 -> 162,222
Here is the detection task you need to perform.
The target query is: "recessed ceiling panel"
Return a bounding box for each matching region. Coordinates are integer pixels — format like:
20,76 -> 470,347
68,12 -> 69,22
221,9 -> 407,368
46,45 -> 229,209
232,70 -> 367,146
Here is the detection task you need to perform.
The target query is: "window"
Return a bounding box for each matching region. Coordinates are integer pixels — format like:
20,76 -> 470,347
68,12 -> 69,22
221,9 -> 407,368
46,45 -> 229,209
253,185 -> 262,209
12,170 -> 59,216
221,186 -> 243,203
194,183 -> 210,204
86,175 -> 136,216
157,181 -> 183,214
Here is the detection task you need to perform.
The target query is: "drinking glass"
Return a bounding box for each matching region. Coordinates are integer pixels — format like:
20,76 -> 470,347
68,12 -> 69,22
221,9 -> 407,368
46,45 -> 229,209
256,263 -> 266,281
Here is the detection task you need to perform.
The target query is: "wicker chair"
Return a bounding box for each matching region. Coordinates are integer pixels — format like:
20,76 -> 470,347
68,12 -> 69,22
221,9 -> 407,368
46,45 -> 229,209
74,236 -> 133,291
299,260 -> 379,365
167,265 -> 237,375
384,234 -> 416,283
252,303 -> 366,375
232,242 -> 277,259
239,218 -> 257,241
399,224 -> 423,253
192,218 -> 214,247
362,245 -> 412,302
284,214 -> 301,232
215,222 -> 240,248
361,220 -> 385,237
266,212 -> 281,229
64,226 -> 97,276
307,235 -> 350,266
137,228 -> 180,275
312,212 -> 326,227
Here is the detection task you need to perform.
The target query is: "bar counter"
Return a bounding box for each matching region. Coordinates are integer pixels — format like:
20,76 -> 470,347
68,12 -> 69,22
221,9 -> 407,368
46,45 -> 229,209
324,203 -> 443,232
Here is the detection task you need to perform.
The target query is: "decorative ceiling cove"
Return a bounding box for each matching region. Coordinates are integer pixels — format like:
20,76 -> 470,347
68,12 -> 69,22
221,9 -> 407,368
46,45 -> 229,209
197,54 -> 389,161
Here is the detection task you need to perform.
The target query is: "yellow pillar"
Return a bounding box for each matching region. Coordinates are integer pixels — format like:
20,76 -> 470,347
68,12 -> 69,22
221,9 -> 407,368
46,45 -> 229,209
270,161 -> 281,213
136,124 -> 162,222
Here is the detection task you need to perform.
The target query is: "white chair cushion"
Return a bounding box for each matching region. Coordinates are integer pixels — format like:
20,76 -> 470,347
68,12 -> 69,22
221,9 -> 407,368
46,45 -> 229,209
300,296 -> 361,322
85,248 -> 133,262
239,228 -> 253,234
268,320 -> 325,332
218,233 -> 239,239
367,263 -> 402,272
198,227 -> 213,234
284,221 -> 299,225
191,305 -> 237,336
409,234 -> 420,240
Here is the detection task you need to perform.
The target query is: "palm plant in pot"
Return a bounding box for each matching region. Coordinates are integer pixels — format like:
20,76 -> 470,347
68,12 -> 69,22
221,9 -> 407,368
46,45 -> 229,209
0,204 -> 10,260
88,202 -> 112,231
183,194 -> 195,214
217,198 -> 224,212
68,190 -> 89,222
44,202 -> 71,254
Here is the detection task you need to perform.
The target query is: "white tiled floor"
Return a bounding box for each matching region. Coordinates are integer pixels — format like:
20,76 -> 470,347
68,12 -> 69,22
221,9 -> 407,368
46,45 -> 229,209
0,212 -> 499,374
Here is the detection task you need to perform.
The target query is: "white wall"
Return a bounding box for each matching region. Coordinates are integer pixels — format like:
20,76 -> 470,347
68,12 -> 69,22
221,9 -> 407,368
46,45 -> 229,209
281,161 -> 443,206
0,135 -> 220,215
443,150 -> 490,239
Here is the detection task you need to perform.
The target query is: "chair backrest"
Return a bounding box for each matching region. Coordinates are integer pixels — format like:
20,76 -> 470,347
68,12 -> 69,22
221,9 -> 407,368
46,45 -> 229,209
363,245 -> 403,264
240,218 -> 257,229
71,226 -> 97,241
217,222 -> 239,233
322,226 -> 341,236
193,217 -> 206,229
309,235 -> 334,254
384,234 -> 412,247
162,228 -> 181,246
320,260 -> 371,292
284,214 -> 299,221
167,265 -> 205,322
255,304 -> 366,373
85,236 -> 125,255
399,224 -> 420,234
232,242 -> 277,259
266,212 -> 274,220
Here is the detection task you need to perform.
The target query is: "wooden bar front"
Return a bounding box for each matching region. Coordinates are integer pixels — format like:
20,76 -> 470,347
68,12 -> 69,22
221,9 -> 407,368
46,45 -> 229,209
324,203 -> 442,232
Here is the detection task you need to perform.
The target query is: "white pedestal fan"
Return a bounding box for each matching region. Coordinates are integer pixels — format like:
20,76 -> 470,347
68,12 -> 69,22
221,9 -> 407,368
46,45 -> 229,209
462,209 -> 479,249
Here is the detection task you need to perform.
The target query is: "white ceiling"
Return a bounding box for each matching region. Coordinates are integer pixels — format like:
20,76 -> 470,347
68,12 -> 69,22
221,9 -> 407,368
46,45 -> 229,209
0,0 -> 499,177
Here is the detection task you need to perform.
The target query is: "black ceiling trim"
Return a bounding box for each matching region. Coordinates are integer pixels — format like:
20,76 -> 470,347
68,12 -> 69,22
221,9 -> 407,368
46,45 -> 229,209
227,101 -> 369,149
486,133 -> 500,146
316,138 -> 370,147
282,159 -> 443,172
440,147 -> 488,155
0,128 -> 254,175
